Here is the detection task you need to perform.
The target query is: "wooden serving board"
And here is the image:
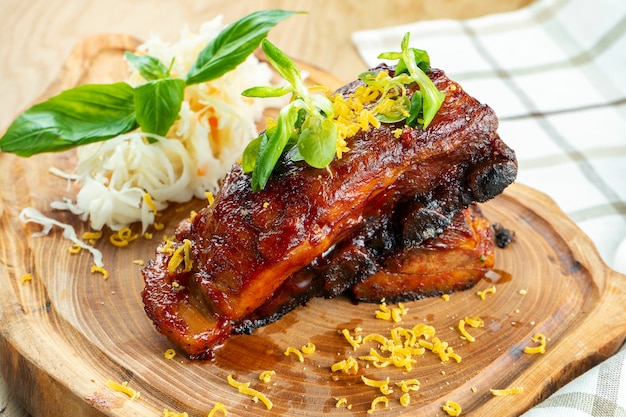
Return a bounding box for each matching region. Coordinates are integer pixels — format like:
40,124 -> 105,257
2,35 -> 626,417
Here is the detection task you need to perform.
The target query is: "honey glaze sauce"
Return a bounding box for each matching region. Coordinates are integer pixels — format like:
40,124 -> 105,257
483,268 -> 513,284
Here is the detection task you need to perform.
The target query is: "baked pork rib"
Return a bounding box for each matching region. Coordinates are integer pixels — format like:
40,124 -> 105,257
142,67 -> 517,359
349,204 -> 495,303
236,204 -> 495,334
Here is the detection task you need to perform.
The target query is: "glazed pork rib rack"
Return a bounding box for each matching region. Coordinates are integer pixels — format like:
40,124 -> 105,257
237,203 -> 496,334
142,66 -> 517,359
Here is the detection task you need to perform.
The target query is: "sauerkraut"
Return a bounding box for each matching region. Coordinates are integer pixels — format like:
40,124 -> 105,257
50,17 -> 281,233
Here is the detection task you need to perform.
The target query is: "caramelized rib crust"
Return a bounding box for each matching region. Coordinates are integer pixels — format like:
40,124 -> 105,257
350,204 -> 495,302
141,67 -> 517,358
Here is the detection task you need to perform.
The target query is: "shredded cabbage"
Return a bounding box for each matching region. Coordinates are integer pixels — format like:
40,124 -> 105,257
49,17 -> 282,233
19,207 -> 104,267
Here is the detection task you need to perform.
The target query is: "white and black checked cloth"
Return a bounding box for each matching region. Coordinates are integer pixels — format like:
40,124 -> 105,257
352,0 -> 626,415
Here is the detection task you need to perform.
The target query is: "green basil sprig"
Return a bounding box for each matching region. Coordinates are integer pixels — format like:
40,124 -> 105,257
0,10 -> 299,157
124,52 -> 173,81
241,39 -> 338,191
134,78 -> 186,138
186,9 -> 300,85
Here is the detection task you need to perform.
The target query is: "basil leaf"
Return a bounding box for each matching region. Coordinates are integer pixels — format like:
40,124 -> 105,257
125,52 -> 171,81
242,85 -> 293,98
185,10 -> 299,85
298,117 -> 337,169
251,104 -> 298,191
0,83 -> 136,156
134,78 -> 186,137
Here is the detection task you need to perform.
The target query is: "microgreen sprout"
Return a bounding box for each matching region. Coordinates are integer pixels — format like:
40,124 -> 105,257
374,32 -> 445,128
241,39 -> 338,191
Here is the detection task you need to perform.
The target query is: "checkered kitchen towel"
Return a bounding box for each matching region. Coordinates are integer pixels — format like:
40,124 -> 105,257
352,0 -> 626,415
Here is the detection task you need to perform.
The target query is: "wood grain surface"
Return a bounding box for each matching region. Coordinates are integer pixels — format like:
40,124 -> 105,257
0,1 -> 572,416
2,30 -> 626,417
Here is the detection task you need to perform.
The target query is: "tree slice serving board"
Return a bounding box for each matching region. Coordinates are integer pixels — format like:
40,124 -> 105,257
1,34 -> 626,417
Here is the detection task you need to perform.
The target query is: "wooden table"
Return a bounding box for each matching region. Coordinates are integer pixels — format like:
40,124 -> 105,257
0,1 -> 533,415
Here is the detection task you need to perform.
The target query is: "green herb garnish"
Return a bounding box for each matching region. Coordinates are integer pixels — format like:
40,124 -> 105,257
371,32 -> 444,128
241,32 -> 445,191
0,10 -> 299,157
241,39 -> 338,191
0,83 -> 137,156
